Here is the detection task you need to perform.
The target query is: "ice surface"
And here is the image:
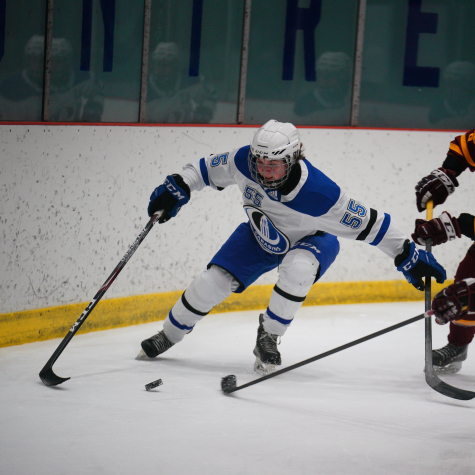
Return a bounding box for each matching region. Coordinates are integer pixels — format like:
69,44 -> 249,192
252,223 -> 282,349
1,301 -> 474,475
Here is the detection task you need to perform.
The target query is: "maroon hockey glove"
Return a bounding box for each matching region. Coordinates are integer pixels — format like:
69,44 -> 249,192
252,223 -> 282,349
412,211 -> 461,246
415,168 -> 459,212
432,278 -> 475,325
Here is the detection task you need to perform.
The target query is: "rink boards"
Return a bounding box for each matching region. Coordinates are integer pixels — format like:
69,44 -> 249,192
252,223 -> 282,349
0,279 -> 450,347
0,123 -> 469,346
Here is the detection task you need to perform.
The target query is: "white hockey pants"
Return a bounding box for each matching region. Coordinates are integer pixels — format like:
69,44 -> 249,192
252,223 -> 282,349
262,247 -> 319,336
163,265 -> 239,343
163,248 -> 320,343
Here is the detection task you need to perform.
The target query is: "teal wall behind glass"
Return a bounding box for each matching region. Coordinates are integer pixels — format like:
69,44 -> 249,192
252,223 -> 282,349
360,0 -> 475,130
244,0 -> 358,126
0,0 -> 474,129
146,0 -> 243,124
51,0 -> 144,122
0,0 -> 46,121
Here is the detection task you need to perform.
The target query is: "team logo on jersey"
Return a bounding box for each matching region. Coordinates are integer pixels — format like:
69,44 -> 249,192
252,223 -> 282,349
265,189 -> 281,201
244,206 -> 290,255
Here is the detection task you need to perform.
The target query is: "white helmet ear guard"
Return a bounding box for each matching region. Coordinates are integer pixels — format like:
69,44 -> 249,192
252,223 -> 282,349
248,120 -> 301,189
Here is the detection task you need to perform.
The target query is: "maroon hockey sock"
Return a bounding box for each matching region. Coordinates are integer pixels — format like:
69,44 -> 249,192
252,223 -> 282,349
448,323 -> 475,347
454,244 -> 475,281
447,244 -> 475,346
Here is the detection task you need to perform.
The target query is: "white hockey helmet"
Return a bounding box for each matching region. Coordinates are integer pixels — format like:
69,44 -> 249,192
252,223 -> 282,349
248,120 -> 301,189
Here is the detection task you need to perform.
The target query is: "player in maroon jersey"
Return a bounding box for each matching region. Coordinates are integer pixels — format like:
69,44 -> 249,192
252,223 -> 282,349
413,129 -> 475,373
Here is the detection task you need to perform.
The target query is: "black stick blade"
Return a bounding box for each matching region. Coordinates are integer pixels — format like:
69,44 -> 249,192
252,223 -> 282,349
432,381 -> 475,401
426,373 -> 475,401
39,366 -> 70,387
221,375 -> 237,394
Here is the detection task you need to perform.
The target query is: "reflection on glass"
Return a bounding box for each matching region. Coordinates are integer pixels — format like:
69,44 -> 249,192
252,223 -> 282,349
147,0 -> 242,124
0,35 -> 104,122
49,0 -> 143,122
0,0 -> 45,121
428,61 -> 475,129
0,35 -> 45,121
48,36 -> 104,122
244,0 -> 357,126
293,52 -> 352,125
146,42 -> 216,123
359,0 -> 475,130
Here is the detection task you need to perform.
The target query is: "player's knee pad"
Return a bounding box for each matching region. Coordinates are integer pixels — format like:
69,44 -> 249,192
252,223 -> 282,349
277,248 -> 320,297
263,249 -> 320,336
163,266 -> 239,343
164,266 -> 239,343
186,265 -> 239,312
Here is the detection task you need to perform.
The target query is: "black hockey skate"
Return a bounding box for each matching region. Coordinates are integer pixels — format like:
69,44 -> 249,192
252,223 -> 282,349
139,330 -> 175,358
253,314 -> 281,375
432,343 -> 468,374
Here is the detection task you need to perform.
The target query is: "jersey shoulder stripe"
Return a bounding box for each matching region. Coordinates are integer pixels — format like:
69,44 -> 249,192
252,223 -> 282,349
282,159 -> 341,217
448,130 -> 475,172
460,133 -> 475,169
199,157 -> 210,186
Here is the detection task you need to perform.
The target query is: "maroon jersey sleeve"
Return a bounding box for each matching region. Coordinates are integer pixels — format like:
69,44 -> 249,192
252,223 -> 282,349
447,129 -> 475,172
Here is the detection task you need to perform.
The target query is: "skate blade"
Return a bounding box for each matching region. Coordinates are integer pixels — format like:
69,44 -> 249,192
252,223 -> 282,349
254,357 -> 275,376
136,349 -> 151,360
433,361 -> 463,374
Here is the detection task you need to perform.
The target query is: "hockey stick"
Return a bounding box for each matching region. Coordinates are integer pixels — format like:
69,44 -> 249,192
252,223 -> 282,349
422,200 -> 475,400
222,312 -> 428,395
39,212 -> 162,387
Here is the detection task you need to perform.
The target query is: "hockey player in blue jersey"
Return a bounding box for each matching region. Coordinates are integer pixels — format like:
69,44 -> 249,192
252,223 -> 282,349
140,120 -> 447,375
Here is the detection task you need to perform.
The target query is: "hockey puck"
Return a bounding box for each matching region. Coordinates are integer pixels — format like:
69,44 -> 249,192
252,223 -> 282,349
145,379 -> 163,391
221,375 -> 237,394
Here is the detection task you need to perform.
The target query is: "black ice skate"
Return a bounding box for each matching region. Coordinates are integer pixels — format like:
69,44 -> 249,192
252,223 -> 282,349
432,343 -> 468,374
138,330 -> 175,359
253,314 -> 282,375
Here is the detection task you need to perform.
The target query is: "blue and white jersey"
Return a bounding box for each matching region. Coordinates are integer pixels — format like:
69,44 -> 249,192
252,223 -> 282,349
180,145 -> 407,259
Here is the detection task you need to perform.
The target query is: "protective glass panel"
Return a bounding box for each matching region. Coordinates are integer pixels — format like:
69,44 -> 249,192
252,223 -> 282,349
244,0 -> 358,126
359,0 -> 475,130
0,0 -> 46,121
51,0 -> 144,122
146,0 -> 244,124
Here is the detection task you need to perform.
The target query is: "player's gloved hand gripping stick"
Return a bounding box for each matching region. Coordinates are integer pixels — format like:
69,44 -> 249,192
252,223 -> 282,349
222,201 -> 474,400
40,175 -> 189,386
39,212 -> 163,386
422,201 -> 475,400
147,174 -> 190,223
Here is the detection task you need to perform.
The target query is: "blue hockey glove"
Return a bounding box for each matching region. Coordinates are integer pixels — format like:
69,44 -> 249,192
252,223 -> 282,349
395,240 -> 447,291
148,174 -> 190,223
